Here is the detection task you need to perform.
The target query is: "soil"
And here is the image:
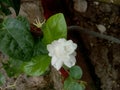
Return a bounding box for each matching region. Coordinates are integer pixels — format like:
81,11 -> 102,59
67,0 -> 120,90
0,0 -> 120,90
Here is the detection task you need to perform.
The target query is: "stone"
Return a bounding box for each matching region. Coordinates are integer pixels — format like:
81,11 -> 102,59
96,24 -> 106,33
73,0 -> 87,13
19,0 -> 44,23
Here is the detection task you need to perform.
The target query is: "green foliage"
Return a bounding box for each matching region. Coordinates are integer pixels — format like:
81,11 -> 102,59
10,0 -> 21,15
42,13 -> 67,44
16,16 -> 30,31
33,38 -> 48,56
0,13 -> 67,77
0,16 -> 34,61
0,12 -> 85,90
64,77 -> 84,90
0,0 -> 20,15
3,58 -> 24,77
64,65 -> 84,90
23,55 -> 51,76
0,73 -> 6,86
70,65 -> 83,79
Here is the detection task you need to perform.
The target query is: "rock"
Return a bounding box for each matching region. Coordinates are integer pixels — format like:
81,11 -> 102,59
96,24 -> 106,33
100,3 -> 111,13
73,0 -> 87,13
93,1 -> 99,5
19,0 -> 44,23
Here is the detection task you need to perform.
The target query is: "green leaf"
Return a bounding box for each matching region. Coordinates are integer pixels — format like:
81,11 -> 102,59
42,13 -> 67,44
0,73 -> 6,86
64,77 -> 83,90
17,16 -> 30,31
0,1 -> 11,15
80,82 -> 86,90
3,58 -> 25,77
70,65 -> 83,79
0,0 -> 11,15
33,38 -> 48,56
23,55 -> 51,76
64,77 -> 73,89
0,0 -> 20,15
0,17 -> 34,61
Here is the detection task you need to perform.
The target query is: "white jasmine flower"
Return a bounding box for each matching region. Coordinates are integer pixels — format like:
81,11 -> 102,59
47,38 -> 77,70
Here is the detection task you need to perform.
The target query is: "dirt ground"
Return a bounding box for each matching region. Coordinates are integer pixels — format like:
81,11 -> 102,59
0,0 -> 120,90
70,0 -> 120,90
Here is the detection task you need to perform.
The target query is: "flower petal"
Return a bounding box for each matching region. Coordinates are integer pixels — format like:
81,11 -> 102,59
47,44 -> 54,56
58,38 -> 66,43
65,40 -> 77,54
51,56 -> 58,65
64,55 -> 76,68
52,59 -> 63,70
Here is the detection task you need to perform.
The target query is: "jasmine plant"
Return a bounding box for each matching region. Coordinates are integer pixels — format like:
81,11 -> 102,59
0,1 -> 85,89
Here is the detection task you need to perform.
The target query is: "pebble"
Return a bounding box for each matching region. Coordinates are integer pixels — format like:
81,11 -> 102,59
96,24 -> 106,33
100,4 -> 111,13
73,0 -> 87,13
93,1 -> 99,5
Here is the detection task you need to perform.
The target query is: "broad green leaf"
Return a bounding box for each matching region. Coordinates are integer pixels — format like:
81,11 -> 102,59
3,58 -> 25,77
0,73 -> 6,86
33,38 -> 48,56
24,55 -> 51,76
64,77 -> 83,90
0,17 -> 34,60
70,65 -> 83,79
17,16 -> 30,31
42,13 -> 67,44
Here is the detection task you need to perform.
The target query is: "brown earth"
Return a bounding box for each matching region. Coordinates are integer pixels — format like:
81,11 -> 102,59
68,0 -> 120,90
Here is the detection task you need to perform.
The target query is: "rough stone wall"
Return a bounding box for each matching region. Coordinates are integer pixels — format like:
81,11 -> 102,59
19,0 -> 44,23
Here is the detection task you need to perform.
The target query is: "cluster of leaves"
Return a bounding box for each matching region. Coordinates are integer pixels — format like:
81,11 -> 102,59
0,13 -> 67,77
64,66 -> 85,90
0,13 -> 86,89
0,1 -> 85,89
